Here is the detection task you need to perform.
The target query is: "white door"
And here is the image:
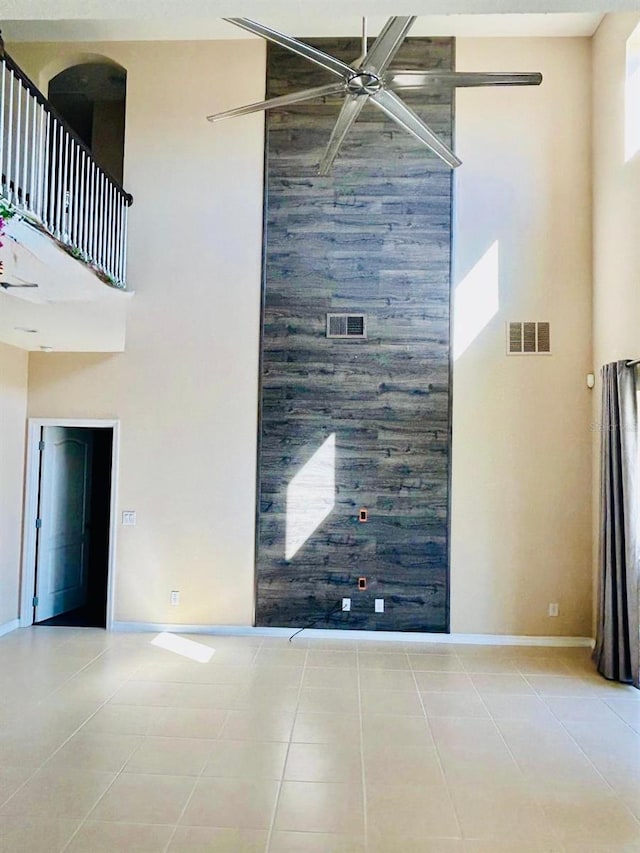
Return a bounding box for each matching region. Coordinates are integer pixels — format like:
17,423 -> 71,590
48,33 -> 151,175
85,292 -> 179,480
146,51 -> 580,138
35,427 -> 93,622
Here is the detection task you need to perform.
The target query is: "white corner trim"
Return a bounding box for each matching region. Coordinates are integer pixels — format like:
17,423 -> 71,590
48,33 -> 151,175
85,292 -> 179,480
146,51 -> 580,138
111,622 -> 594,648
0,619 -> 20,639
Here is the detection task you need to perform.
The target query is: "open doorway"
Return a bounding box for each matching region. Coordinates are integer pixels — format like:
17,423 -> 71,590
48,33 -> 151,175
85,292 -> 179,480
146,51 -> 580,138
48,61 -> 127,184
21,419 -> 119,630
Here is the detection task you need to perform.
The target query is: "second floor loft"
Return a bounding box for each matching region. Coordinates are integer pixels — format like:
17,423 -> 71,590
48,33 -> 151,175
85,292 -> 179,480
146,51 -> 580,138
0,40 -> 133,352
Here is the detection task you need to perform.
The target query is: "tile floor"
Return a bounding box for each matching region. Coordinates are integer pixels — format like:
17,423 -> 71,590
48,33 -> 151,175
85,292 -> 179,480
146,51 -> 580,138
0,627 -> 639,852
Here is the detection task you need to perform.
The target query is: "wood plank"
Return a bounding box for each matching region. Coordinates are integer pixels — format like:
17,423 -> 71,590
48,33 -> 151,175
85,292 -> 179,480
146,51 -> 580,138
255,37 -> 454,632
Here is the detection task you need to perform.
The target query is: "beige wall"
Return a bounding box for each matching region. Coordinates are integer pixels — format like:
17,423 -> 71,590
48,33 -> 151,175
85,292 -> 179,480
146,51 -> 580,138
451,38 -> 593,636
591,12 -> 640,629
14,39 -> 266,626
593,13 -> 640,369
0,343 -> 28,627
11,35 -> 596,635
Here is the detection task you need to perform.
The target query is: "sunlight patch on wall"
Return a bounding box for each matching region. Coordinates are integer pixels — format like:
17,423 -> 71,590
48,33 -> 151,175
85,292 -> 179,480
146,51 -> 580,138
151,632 -> 215,663
625,23 -> 640,162
453,240 -> 500,360
285,433 -> 336,561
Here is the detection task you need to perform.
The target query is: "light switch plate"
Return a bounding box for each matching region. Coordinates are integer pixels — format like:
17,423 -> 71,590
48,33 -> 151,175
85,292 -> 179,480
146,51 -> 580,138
375,598 -> 384,613
122,511 -> 136,526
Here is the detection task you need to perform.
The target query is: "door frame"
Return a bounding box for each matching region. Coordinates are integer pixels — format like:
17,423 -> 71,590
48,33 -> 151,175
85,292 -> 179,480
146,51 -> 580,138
20,418 -> 120,630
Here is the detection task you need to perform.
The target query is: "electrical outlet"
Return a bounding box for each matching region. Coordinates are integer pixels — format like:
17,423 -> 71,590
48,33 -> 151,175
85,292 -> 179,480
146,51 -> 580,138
375,598 -> 384,613
548,602 -> 559,617
170,590 -> 180,606
342,597 -> 351,612
122,510 -> 136,526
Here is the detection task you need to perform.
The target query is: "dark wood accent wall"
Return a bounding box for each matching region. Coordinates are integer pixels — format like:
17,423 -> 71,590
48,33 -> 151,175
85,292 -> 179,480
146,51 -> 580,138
255,37 -> 454,632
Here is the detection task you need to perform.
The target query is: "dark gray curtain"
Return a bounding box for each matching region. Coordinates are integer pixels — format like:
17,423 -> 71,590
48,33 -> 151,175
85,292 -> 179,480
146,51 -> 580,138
594,361 -> 639,687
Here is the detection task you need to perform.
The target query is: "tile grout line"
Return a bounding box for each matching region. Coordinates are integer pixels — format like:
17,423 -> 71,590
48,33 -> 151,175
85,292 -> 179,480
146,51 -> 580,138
159,633 -> 266,852
0,641 -> 125,820
408,648 -> 464,845
356,643 -> 368,852
462,666 -> 572,849
263,637 -> 310,853
64,634 -> 265,853
0,636 -> 155,851
56,641 -> 187,852
519,670 -> 640,832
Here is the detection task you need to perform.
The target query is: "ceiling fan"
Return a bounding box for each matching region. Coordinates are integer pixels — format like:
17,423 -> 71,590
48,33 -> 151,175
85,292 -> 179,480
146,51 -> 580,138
207,16 -> 542,175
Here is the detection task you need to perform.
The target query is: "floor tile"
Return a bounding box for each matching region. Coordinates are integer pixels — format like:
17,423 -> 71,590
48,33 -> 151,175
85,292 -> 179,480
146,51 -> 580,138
124,736 -> 214,775
168,826 -> 268,852
364,743 -> 445,787
538,789 -> 640,844
269,830 -> 365,852
89,773 -> 194,824
220,710 -> 295,742
545,696 -> 620,722
180,777 -> 279,828
1,628 -> 638,853
366,783 -> 460,838
291,712 -> 360,744
203,740 -> 288,779
471,673 -> 535,695
64,820 -> 173,852
275,781 -> 364,834
284,742 -> 361,783
306,650 -> 358,669
81,704 -> 158,735
421,691 -> 490,719
414,672 -> 474,693
408,654 -> 464,672
303,667 -> 358,690
459,656 -> 521,674
0,767 -> 116,819
0,766 -> 33,808
297,687 -> 359,714
481,693 -> 554,721
45,732 -> 143,772
358,652 -> 410,670
362,714 -> 432,749
360,688 -> 424,716
449,782 -> 553,840
0,816 -> 80,853
359,670 -> 417,691
368,838 -> 464,853
254,648 -> 307,667
146,706 -> 228,738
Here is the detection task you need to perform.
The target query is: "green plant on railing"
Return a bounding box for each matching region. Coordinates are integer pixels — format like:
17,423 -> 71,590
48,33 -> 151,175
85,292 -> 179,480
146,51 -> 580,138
0,199 -> 15,222
0,201 -> 14,275
69,246 -> 89,263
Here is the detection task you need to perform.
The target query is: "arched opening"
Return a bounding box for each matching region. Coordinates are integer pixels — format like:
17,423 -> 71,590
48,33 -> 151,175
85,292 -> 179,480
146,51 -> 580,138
48,61 -> 126,184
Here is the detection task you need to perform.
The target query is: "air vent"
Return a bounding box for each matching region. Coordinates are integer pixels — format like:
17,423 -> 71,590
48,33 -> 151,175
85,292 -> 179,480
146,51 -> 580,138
507,321 -> 551,355
326,313 -> 367,339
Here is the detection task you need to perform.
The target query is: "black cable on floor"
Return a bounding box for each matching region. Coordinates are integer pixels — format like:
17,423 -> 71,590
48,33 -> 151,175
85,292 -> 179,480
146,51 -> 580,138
288,599 -> 345,642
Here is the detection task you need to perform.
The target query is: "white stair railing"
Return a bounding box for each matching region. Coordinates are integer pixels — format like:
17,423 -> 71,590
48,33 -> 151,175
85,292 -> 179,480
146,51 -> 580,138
0,43 -> 132,288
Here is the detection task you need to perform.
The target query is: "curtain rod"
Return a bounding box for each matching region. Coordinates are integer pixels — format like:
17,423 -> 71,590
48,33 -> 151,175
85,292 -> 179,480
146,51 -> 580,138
627,359 -> 640,367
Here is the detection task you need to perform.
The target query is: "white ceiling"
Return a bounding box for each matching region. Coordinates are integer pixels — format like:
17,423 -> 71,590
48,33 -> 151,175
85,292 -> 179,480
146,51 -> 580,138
2,12 -> 609,42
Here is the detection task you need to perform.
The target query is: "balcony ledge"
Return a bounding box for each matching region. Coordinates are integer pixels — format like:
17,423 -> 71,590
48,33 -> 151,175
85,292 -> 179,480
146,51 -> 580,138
0,213 -> 133,352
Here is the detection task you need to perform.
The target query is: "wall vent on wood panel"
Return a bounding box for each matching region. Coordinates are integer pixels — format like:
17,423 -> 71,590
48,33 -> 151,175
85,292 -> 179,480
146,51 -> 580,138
326,313 -> 367,339
507,321 -> 551,355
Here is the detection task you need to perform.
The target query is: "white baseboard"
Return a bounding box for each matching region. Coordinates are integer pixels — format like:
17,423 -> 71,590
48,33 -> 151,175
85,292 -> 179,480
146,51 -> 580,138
0,619 -> 20,639
112,622 -> 593,648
